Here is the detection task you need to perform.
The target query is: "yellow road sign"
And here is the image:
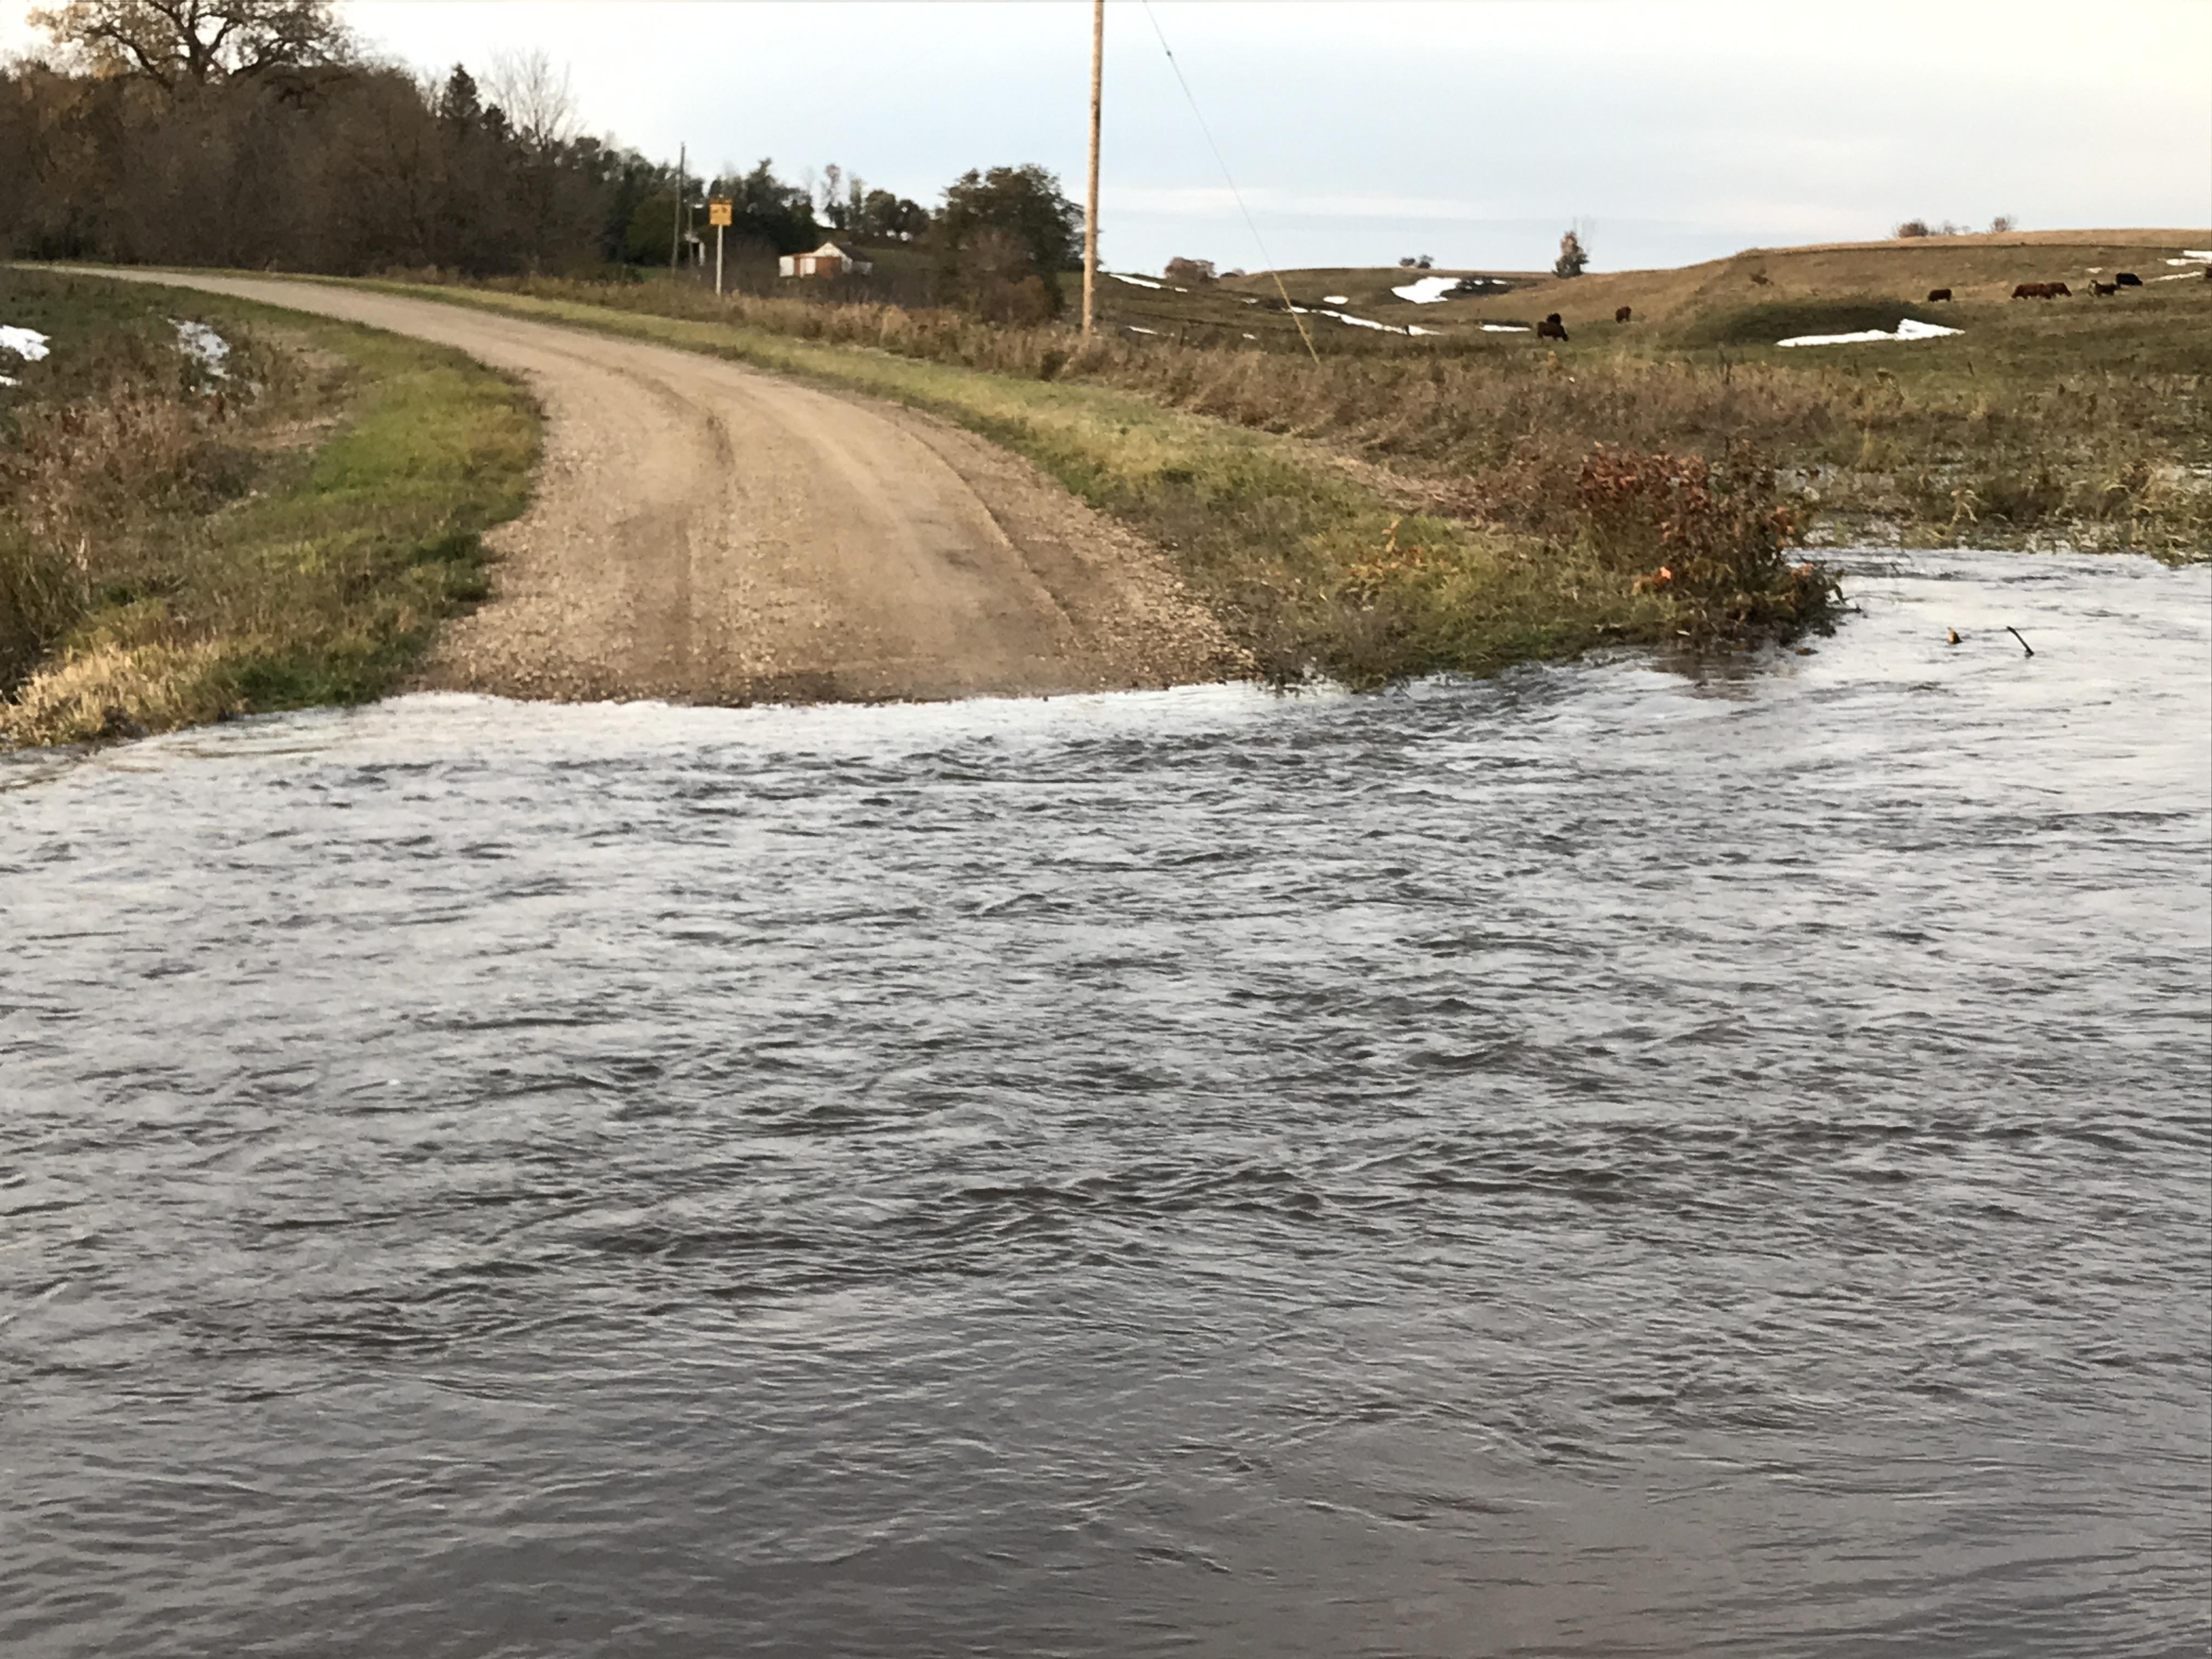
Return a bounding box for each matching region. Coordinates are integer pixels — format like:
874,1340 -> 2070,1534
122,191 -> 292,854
708,198 -> 733,228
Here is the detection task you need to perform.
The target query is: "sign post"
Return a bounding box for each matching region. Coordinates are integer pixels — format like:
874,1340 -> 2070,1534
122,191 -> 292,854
708,198 -> 733,296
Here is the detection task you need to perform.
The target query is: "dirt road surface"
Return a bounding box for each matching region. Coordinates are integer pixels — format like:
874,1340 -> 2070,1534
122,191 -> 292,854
81,271 -> 1242,704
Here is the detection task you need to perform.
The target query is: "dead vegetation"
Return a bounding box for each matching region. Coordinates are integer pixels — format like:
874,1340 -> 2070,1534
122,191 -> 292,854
0,324 -> 270,708
1,269 -> 535,744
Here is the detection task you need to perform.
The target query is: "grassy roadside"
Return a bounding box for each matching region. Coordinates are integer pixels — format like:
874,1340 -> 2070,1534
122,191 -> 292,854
330,275 -> 1812,682
372,254 -> 2210,563
0,268 -> 538,745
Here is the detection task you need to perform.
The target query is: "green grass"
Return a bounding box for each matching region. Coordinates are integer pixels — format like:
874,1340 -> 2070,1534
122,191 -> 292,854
1,268 -> 538,744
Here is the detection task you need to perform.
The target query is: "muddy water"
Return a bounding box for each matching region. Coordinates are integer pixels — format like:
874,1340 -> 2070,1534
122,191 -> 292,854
3,550 -> 2208,1657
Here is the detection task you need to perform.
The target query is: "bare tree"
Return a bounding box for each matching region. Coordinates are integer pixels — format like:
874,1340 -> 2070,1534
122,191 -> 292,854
1554,228 -> 1588,278
485,48 -> 577,154
29,0 -> 351,87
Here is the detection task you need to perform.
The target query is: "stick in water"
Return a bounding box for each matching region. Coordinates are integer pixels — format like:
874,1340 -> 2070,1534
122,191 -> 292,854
2006,627 -> 2034,657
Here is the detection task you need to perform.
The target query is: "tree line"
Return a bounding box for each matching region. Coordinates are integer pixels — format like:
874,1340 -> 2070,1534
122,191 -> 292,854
2,2 -> 1089,316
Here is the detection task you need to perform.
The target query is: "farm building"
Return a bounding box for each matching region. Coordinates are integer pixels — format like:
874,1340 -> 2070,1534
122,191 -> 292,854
778,241 -> 875,279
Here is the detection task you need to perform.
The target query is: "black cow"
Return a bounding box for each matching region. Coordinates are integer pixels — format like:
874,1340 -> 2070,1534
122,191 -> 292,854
1615,305 -> 1633,323
1926,287 -> 1952,302
1537,312 -> 1569,341
2113,272 -> 2143,287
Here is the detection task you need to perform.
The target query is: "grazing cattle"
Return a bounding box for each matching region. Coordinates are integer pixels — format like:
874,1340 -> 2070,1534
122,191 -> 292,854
1615,305 -> 1633,323
1537,312 -> 1569,341
1926,287 -> 1953,302
2049,282 -> 2072,297
2113,272 -> 2142,287
2011,281 -> 2069,300
2090,280 -> 2118,297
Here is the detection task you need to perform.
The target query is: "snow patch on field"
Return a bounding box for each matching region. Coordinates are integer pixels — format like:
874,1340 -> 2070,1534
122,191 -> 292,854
1,324 -> 53,362
1392,275 -> 1462,304
2183,250 -> 2212,259
1480,323 -> 1530,333
173,319 -> 230,378
1322,294 -> 1349,304
1125,325 -> 1160,335
1778,318 -> 1961,347
0,374 -> 18,387
2153,270 -> 2204,281
2165,256 -> 2209,266
1111,273 -> 1164,289
1291,304 -> 1418,335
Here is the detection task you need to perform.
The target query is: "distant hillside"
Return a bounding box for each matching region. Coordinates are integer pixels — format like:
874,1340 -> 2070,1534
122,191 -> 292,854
1093,231 -> 2210,351
1497,229 -> 2211,332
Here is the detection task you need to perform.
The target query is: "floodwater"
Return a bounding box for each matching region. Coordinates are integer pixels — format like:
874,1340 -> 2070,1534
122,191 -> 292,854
3,550 -> 2208,1658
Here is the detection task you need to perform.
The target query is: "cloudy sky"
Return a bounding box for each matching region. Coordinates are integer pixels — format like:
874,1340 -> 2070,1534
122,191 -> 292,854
7,1 -> 2208,273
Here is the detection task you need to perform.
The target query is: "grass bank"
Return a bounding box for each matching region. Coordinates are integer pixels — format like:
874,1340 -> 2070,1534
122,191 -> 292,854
334,273 -> 1824,683
0,268 -> 537,744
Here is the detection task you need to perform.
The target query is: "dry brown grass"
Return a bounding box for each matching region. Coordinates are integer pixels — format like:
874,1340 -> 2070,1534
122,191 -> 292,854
1,269 -> 537,745
0,332 -> 264,696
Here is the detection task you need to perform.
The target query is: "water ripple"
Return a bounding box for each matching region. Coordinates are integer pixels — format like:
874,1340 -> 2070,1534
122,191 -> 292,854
2,549 -> 2208,1657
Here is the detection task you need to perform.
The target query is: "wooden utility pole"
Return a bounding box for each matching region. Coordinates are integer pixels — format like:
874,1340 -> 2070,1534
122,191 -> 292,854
670,142 -> 685,274
1082,0 -> 1102,338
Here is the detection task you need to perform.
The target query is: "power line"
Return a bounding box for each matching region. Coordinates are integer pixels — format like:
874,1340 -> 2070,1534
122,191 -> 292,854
1137,1 -> 1321,365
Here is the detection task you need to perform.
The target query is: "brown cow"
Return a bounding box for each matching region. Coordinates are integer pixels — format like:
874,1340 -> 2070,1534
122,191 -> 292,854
2011,283 -> 2042,298
1537,313 -> 1569,341
2090,280 -> 2118,297
2049,282 -> 2072,297
1926,287 -> 1953,302
2113,272 -> 2142,287
1615,305 -> 1633,323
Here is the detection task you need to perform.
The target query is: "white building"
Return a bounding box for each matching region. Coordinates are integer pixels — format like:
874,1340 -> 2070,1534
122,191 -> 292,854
778,241 -> 876,279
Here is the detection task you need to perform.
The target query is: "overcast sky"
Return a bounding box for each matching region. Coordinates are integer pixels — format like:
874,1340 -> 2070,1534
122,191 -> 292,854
6,1 -> 2208,273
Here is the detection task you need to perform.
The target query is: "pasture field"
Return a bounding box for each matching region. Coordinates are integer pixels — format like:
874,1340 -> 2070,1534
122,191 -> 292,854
1080,231 -> 2212,558
1189,230 -> 2209,345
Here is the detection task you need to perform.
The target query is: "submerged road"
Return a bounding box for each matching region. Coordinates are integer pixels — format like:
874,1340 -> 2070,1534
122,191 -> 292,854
76,270 -> 1238,704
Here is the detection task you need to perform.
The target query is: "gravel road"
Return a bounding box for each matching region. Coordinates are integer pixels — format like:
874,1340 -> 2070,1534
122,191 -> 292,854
81,271 -> 1243,704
